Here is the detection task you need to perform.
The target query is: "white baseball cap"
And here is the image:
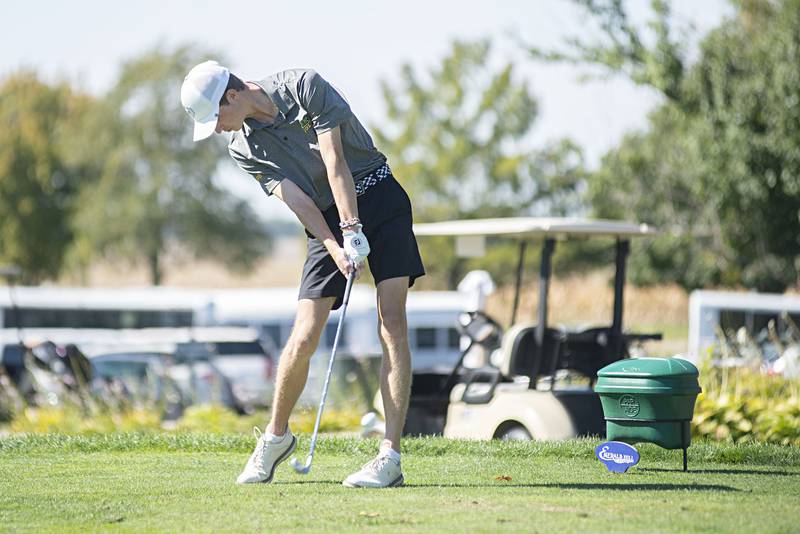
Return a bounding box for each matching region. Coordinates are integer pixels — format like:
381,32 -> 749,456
180,60 -> 231,141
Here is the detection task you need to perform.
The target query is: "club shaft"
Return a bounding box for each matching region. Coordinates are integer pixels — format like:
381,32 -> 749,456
305,272 -> 355,464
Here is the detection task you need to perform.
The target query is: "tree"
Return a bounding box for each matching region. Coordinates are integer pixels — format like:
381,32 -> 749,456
0,71 -> 94,283
374,40 -> 586,287
528,0 -> 689,105
526,0 -> 800,292
70,45 -> 270,285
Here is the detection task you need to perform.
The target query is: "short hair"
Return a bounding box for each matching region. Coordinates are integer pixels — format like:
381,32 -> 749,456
219,73 -> 247,106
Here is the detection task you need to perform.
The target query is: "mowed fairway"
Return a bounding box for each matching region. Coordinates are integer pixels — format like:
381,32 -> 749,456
1,434 -> 798,533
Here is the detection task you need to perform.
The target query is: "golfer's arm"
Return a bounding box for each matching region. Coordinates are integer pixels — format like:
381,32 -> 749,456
318,127 -> 359,226
273,180 -> 338,253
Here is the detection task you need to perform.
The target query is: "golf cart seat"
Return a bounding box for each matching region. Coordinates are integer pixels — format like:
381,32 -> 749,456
498,322 -> 565,384
561,326 -> 662,381
560,326 -> 621,380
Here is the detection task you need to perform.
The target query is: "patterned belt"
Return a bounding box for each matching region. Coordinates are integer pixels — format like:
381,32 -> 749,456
354,162 -> 391,196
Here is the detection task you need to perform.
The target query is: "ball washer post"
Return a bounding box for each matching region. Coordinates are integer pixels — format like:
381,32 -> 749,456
290,270 -> 355,475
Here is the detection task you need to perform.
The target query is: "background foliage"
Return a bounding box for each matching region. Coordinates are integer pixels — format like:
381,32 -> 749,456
529,0 -> 800,292
1,1 -> 799,292
693,364 -> 800,446
69,46 -> 270,284
373,40 -> 587,288
0,47 -> 270,285
0,73 -> 93,283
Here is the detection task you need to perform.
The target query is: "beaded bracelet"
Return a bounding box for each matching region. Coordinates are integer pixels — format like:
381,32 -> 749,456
339,217 -> 362,230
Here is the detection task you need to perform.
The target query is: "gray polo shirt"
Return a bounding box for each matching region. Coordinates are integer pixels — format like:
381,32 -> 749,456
228,69 -> 386,211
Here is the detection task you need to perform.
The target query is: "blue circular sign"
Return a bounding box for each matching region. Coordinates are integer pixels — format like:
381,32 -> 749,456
595,441 -> 640,473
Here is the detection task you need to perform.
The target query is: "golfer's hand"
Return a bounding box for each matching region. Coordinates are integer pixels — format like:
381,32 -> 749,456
343,229 -> 370,266
331,246 -> 361,278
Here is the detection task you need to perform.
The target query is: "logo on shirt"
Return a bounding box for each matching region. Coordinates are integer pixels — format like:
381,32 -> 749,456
300,115 -> 313,133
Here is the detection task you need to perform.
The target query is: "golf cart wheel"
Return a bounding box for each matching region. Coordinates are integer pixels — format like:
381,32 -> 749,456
497,424 -> 532,441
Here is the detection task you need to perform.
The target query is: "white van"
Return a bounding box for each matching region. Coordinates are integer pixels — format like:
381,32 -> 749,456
205,286 -> 466,370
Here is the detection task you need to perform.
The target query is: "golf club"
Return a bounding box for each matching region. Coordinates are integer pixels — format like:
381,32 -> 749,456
290,269 -> 355,474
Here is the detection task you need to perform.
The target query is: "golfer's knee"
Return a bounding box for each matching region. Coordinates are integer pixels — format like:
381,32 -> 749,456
379,306 -> 408,336
285,333 -> 319,360
379,312 -> 408,344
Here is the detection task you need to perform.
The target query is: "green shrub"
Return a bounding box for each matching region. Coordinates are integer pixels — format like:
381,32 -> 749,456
174,404 -> 247,434
10,405 -> 161,435
693,363 -> 800,446
174,405 -> 363,435
290,407 -> 362,434
0,372 -> 23,423
4,397 -> 365,436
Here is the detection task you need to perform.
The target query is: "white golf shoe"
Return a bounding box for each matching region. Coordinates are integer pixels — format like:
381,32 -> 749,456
343,454 -> 404,488
236,427 -> 296,484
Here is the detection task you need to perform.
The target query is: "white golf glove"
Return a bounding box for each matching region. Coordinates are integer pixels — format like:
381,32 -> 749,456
343,229 -> 370,265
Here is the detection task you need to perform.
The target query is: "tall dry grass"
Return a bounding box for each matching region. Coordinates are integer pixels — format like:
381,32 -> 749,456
62,238 -> 688,325
61,237 -> 306,288
56,240 -> 690,354
485,269 -> 687,327
485,270 -> 689,356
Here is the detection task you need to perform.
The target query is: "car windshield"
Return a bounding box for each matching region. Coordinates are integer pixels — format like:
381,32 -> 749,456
1,344 -> 25,367
213,342 -> 265,356
93,360 -> 150,380
174,341 -> 266,362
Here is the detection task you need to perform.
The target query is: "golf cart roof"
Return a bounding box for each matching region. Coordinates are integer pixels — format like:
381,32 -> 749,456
413,217 -> 658,239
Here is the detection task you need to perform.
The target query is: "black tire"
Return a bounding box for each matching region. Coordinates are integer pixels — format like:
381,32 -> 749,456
498,425 -> 532,441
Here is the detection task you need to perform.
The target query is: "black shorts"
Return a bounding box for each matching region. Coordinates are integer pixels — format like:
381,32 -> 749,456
298,168 -> 426,310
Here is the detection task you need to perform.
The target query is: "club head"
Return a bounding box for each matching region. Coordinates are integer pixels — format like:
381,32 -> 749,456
290,455 -> 312,474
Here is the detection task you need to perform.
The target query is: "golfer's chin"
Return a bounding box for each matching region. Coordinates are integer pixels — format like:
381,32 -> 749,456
217,123 -> 243,134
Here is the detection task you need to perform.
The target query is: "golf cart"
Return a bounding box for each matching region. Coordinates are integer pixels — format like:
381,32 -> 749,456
402,217 -> 662,440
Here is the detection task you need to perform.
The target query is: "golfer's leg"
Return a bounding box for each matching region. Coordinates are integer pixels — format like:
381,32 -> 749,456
267,297 -> 335,435
376,276 -> 412,453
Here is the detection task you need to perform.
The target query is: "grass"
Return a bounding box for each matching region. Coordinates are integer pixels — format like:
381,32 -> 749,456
486,271 -> 688,327
1,434 -> 798,533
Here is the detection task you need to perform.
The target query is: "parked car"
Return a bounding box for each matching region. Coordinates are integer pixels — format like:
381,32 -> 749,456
1,343 -> 27,389
175,334 -> 274,411
170,341 -> 247,414
90,352 -> 185,420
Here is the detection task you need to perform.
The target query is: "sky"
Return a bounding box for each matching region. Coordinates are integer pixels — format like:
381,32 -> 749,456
1,0 -> 733,221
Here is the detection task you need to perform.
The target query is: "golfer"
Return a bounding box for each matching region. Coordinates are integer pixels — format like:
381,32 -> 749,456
181,61 -> 425,488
